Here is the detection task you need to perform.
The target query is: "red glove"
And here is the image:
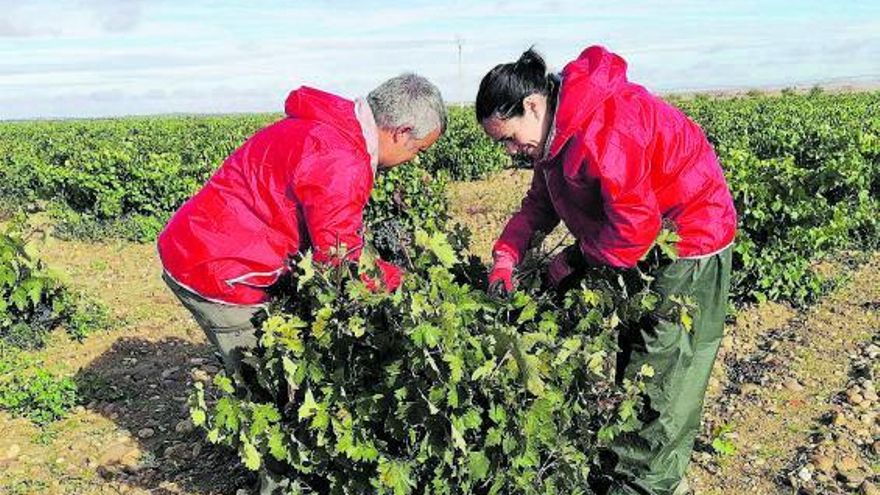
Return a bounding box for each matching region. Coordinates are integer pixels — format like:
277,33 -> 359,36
547,244 -> 586,288
360,259 -> 404,293
376,259 -> 403,291
488,249 -> 517,297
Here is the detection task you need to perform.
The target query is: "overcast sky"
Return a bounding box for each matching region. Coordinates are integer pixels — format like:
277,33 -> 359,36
2,0 -> 879,120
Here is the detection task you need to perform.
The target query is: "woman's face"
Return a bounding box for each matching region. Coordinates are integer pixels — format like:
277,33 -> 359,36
481,94 -> 551,160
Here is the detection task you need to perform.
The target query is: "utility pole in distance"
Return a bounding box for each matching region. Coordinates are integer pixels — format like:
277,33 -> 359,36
455,35 -> 464,107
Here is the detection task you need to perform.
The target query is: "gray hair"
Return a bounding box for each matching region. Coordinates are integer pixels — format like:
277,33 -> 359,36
367,73 -> 447,139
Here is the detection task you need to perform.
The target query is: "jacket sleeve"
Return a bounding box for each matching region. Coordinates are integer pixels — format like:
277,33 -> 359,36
493,168 -> 560,264
292,146 -> 373,264
579,125 -> 661,267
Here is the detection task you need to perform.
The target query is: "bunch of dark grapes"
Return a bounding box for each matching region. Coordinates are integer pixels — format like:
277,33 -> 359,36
369,218 -> 413,267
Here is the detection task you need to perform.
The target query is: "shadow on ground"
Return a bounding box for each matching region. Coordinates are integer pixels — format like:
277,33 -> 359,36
75,337 -> 254,495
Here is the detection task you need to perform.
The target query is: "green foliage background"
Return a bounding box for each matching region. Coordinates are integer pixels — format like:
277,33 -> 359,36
2,92 -> 878,303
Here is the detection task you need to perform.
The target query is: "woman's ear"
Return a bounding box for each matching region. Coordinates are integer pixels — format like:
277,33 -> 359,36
523,94 -> 544,119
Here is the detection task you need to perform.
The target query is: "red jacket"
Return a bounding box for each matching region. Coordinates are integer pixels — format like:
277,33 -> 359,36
158,87 -> 375,305
494,46 -> 737,267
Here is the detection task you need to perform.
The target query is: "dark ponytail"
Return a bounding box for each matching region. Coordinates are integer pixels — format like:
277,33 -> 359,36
476,47 -> 558,122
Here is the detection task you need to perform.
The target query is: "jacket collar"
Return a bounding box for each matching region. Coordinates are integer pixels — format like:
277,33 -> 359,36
354,98 -> 379,176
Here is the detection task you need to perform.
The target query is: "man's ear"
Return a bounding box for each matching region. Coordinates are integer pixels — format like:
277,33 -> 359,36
393,126 -> 413,143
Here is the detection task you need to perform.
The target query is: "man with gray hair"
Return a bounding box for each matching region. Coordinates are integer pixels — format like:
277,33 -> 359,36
156,74 -> 445,493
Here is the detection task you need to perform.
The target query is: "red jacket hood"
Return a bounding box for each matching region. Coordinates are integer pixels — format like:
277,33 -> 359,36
547,45 -> 629,158
284,86 -> 363,147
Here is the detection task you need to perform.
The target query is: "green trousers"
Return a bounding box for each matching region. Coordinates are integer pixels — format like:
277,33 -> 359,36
162,272 -> 292,495
599,246 -> 732,495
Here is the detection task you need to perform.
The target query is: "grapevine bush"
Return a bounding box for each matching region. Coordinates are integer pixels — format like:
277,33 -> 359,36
0,219 -> 111,425
0,218 -> 111,349
673,91 -> 880,303
0,345 -> 79,425
189,229 -> 688,494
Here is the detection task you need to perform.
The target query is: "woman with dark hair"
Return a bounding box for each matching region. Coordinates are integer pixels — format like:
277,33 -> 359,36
477,46 -> 737,495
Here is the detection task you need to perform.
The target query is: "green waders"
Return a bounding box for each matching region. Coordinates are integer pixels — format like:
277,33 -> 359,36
597,246 -> 732,495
